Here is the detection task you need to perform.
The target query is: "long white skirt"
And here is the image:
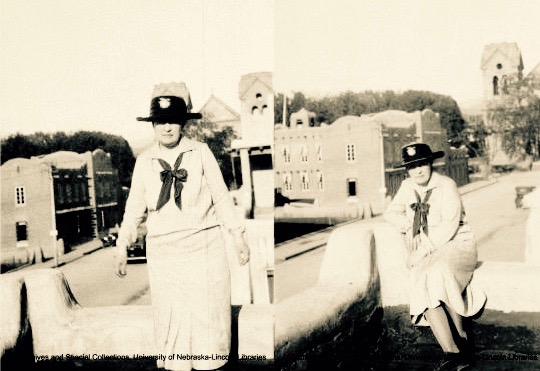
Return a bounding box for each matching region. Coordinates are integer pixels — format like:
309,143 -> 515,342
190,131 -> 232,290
146,226 -> 231,370
409,237 -> 487,326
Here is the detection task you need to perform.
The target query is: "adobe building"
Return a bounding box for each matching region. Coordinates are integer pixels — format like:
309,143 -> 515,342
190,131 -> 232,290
230,72 -> 274,217
1,158 -> 56,268
274,107 -> 461,222
1,149 -> 120,270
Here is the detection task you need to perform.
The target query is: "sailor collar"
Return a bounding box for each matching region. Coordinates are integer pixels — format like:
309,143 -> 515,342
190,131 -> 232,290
149,136 -> 197,159
409,171 -> 443,193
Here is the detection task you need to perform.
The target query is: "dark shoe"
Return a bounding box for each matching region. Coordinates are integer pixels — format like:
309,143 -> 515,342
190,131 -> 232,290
456,336 -> 476,367
434,352 -> 473,371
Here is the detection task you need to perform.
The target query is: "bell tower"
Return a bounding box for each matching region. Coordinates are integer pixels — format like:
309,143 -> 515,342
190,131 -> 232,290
481,42 -> 523,104
480,42 -> 524,164
230,72 -> 274,218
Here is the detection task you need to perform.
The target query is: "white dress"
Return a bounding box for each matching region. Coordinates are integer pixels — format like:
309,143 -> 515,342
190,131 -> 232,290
385,172 -> 487,325
117,137 -> 243,370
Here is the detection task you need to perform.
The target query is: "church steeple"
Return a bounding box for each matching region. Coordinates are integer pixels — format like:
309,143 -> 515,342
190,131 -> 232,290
481,42 -> 524,102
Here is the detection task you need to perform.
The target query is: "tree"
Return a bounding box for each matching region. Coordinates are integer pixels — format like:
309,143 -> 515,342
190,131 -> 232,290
1,131 -> 136,186
183,118 -> 237,187
488,75 -> 540,158
275,89 -> 466,142
462,114 -> 488,157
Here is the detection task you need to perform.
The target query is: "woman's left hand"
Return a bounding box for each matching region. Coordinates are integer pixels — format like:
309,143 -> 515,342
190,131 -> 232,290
233,234 -> 250,266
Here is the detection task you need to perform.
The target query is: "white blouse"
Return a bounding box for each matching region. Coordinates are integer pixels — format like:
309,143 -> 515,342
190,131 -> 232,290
384,172 -> 474,248
117,136 -> 243,249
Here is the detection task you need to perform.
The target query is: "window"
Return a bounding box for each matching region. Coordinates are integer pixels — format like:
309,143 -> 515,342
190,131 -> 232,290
283,172 -> 292,191
283,146 -> 291,163
316,144 -> 322,162
300,145 -> 308,162
16,221 -> 28,247
346,144 -> 356,162
493,76 -> 499,96
317,171 -> 324,191
296,119 -> 303,128
15,186 -> 26,207
502,75 -> 508,94
301,172 -> 310,191
347,178 -> 357,197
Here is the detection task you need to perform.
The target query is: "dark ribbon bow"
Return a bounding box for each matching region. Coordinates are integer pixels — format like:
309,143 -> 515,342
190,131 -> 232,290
156,153 -> 188,211
410,189 -> 433,237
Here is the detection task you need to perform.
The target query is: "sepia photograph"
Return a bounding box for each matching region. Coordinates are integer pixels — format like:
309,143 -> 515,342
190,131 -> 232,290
2,0 -> 540,371
1,1 -> 273,370
273,0 -> 540,370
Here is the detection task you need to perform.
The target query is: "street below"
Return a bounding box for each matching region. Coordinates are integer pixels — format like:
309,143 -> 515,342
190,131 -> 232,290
58,247 -> 149,307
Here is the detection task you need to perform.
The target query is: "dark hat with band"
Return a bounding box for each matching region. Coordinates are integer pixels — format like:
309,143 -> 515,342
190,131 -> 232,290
137,96 -> 202,123
398,142 -> 444,168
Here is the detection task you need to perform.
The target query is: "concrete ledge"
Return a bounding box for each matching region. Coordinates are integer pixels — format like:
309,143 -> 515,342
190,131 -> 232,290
23,269 -> 156,357
238,304 -> 274,360
275,227 -> 382,369
1,268 -> 275,368
366,220 -> 540,314
0,273 -> 29,357
473,261 -> 540,313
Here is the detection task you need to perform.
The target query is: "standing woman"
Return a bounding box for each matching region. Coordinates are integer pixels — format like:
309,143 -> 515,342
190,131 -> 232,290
385,143 -> 486,371
114,84 -> 249,371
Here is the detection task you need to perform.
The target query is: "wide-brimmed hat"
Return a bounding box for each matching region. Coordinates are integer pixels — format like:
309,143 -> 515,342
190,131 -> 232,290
137,96 -> 202,123
137,82 -> 202,123
398,142 -> 444,168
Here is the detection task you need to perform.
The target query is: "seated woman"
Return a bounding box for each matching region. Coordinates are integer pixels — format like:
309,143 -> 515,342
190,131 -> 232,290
385,142 -> 486,371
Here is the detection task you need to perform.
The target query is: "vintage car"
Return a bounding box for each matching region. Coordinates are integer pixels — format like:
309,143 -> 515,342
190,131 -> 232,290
127,222 -> 147,261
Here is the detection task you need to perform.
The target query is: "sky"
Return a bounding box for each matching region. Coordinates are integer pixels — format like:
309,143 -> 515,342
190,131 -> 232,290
0,0 -> 274,143
275,0 -> 540,111
2,1 -> 540,145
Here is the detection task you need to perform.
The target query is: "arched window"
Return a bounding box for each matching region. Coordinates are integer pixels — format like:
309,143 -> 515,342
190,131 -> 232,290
300,145 -> 308,162
283,146 -> 291,163
502,75 -> 508,94
493,76 -> 499,96
317,171 -> 324,191
301,172 -> 309,191
316,144 -> 322,162
283,172 -> 292,191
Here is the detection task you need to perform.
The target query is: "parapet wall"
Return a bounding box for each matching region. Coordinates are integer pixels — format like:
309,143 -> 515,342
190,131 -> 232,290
275,225 -> 383,370
0,269 -> 273,370
3,220 -> 537,370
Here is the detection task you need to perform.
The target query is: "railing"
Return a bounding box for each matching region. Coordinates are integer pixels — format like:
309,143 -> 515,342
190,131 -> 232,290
385,148 -> 470,199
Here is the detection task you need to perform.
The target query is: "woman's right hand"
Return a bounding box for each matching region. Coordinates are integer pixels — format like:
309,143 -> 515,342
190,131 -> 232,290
114,246 -> 127,277
405,230 -> 421,252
